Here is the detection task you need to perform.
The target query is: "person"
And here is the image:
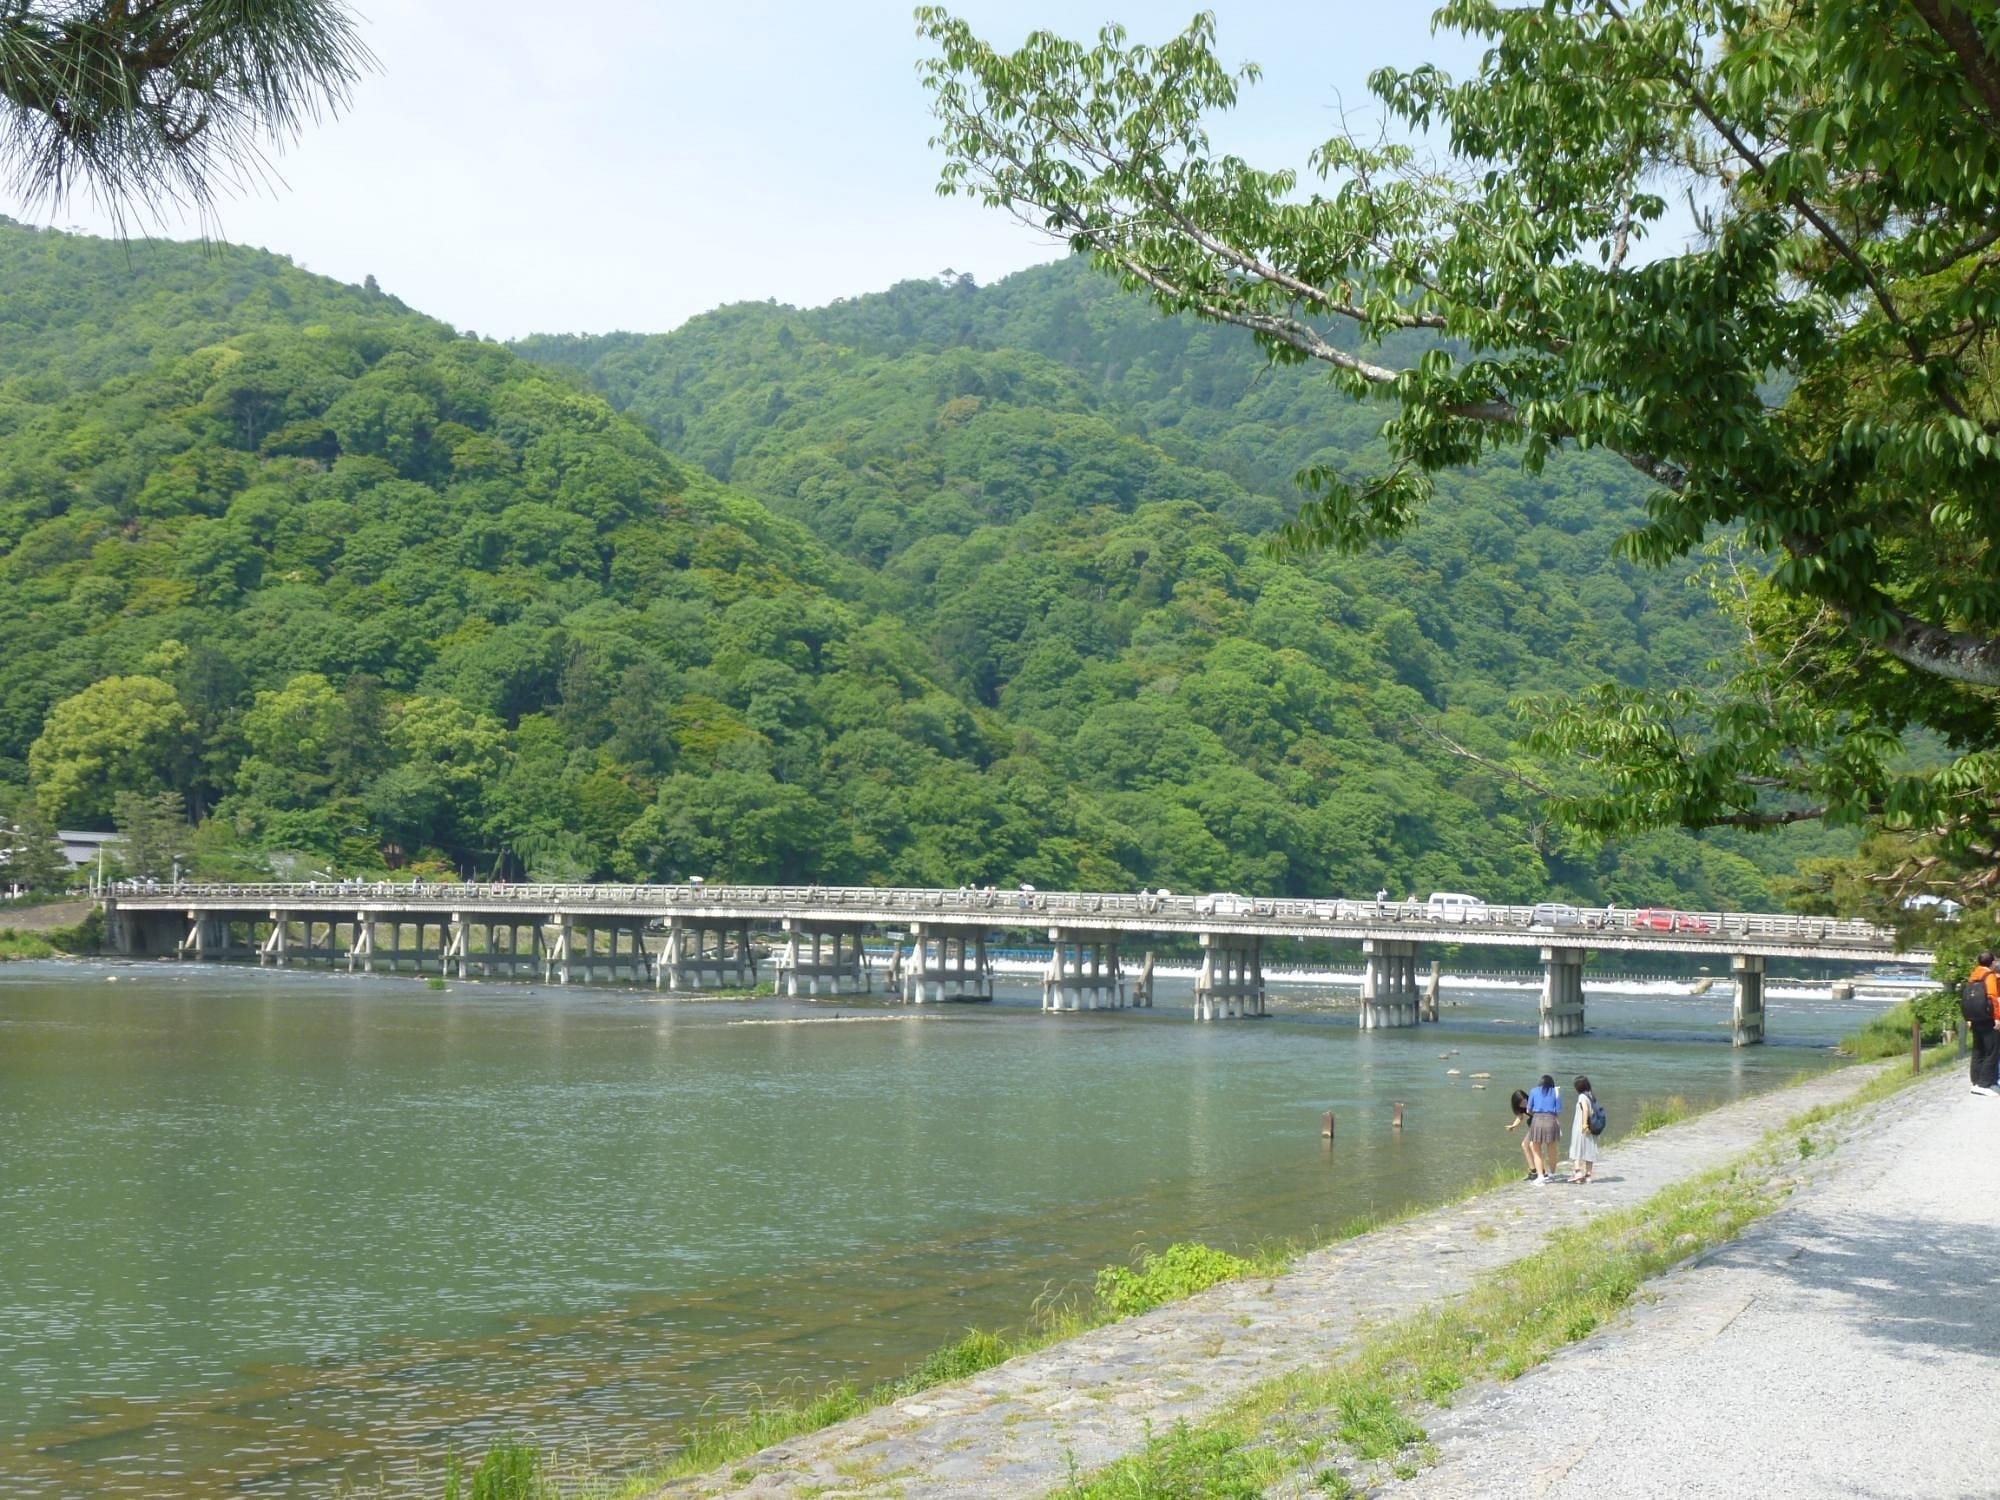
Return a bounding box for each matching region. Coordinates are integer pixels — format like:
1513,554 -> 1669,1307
1569,1075 -> 1600,1183
1968,951 -> 2000,1096
1506,1089 -> 1536,1179
1525,1074 -> 1562,1182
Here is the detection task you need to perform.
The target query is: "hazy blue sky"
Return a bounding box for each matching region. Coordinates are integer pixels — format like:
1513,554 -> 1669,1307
2,4 -> 1482,339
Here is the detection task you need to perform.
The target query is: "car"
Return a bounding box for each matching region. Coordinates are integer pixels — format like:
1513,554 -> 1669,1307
1425,891 -> 1490,923
1529,901 -> 1583,931
1195,892 -> 1255,917
1631,907 -> 1711,934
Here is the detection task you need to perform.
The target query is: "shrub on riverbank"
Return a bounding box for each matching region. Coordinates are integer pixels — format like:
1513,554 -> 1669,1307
1095,1242 -> 1258,1319
0,928 -> 59,960
1842,992 -> 1958,1061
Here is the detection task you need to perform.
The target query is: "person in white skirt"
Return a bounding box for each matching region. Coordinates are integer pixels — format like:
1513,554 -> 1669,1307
1568,1074 -> 1600,1183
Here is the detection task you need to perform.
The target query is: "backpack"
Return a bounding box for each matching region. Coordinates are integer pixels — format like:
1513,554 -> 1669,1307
1959,976 -> 1992,1024
1587,1098 -> 1607,1137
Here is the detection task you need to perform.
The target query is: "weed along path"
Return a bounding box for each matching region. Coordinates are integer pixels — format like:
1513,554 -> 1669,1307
1388,1068 -> 2000,1500
654,1064 -> 1890,1498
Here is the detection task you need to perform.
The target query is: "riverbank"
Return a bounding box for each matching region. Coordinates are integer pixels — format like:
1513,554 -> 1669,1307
649,1057 -> 1908,1497
1372,1064 -> 1993,1499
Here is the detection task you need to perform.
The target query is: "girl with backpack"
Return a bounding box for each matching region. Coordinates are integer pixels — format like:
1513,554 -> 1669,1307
1569,1075 -> 1601,1183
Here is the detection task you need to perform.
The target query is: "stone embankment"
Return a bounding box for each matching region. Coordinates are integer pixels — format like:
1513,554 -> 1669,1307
658,1064 -> 1890,1498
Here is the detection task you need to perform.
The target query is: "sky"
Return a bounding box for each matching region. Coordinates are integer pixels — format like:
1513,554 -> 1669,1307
0,3 -> 1483,341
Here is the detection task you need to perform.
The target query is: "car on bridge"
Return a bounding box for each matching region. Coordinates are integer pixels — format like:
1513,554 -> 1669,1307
1196,892 -> 1255,917
1631,907 -> 1712,934
1425,892 -> 1491,923
1529,901 -> 1585,931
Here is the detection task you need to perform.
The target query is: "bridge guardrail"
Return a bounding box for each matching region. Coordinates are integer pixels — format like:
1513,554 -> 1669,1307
104,881 -> 1899,950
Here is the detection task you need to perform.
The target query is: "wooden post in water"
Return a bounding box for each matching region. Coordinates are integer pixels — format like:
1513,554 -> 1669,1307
1321,1110 -> 1335,1139
1392,1101 -> 1405,1130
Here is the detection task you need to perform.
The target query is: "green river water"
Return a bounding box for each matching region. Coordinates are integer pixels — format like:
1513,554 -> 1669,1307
0,960 -> 1875,1496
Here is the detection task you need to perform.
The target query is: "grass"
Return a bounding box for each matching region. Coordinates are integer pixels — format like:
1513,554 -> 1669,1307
1840,991 -> 1959,1061
1627,1092 -> 1691,1135
1053,1055 -> 1937,1499
0,927 -> 60,960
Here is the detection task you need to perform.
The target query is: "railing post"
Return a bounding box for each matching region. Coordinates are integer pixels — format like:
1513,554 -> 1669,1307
1912,1014 -> 1922,1076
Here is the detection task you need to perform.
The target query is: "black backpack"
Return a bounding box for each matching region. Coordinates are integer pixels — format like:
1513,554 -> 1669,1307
1959,976 -> 1992,1024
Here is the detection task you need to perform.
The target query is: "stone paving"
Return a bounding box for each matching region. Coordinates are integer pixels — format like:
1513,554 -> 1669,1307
656,1063 -> 1887,1499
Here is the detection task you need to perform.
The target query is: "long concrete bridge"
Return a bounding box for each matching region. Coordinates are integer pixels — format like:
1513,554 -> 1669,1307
101,882 -> 1931,1045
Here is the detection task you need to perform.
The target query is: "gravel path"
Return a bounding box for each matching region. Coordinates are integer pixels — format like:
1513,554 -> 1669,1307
656,1064 -> 1889,1498
1394,1069 -> 2000,1500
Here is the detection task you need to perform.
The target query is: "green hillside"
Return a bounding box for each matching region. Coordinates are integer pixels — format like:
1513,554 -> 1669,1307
0,224 -> 1833,902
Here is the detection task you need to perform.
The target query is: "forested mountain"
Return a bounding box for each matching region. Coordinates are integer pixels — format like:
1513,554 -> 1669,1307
0,222 -> 1833,903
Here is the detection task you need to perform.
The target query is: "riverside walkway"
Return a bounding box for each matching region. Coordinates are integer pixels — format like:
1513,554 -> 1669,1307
101,881 -> 1926,1042
651,1063 -> 1897,1498
1395,1069 -> 1996,1499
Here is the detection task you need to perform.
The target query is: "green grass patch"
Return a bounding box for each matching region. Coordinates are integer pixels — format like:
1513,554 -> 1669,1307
1629,1093 -> 1691,1135
0,928 -> 59,960
1841,991 -> 1959,1060
1095,1243 -> 1258,1319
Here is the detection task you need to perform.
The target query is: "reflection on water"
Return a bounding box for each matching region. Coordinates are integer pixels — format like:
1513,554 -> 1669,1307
0,962 -> 1867,1495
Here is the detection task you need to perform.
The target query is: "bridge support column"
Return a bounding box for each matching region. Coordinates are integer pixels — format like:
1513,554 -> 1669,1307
780,919 -> 869,996
1539,947 -> 1587,1038
659,918 -> 757,991
903,923 -> 990,1003
446,917 -> 468,979
1133,950 -> 1155,1008
1043,928 -> 1123,1011
260,912 -> 291,967
1194,933 -> 1265,1020
1732,954 -> 1766,1046
1359,939 -> 1421,1029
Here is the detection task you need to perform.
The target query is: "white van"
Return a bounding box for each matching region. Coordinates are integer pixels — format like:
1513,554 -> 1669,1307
1195,892 -> 1254,917
1425,891 -> 1489,923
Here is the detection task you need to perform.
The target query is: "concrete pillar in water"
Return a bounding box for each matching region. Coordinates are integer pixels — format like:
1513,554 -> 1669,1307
1043,928 -> 1123,1012
1539,946 -> 1587,1038
904,923 -> 992,1003
781,918 -> 868,996
1193,933 -> 1263,1020
1732,953 -> 1766,1046
1360,938 -> 1421,1029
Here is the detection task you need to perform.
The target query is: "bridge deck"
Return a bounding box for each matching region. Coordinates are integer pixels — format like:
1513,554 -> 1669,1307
103,882 -> 1929,966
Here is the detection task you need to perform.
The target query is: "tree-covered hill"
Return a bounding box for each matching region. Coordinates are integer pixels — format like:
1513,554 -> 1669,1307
0,222 -> 1833,903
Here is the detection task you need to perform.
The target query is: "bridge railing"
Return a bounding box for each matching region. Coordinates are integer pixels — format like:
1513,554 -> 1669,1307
106,881 -> 1900,949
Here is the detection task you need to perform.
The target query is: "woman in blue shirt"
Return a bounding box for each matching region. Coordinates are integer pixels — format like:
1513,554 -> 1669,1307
1525,1074 -> 1562,1182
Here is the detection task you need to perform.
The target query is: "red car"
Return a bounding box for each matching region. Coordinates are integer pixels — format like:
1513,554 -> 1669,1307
1631,907 -> 1712,934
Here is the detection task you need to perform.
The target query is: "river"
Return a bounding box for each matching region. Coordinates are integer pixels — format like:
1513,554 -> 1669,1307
0,960 -> 1879,1496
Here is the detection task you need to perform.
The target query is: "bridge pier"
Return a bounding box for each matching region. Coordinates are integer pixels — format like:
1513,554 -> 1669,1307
1043,928 -> 1123,1011
1194,933 -> 1265,1019
1359,939 -> 1421,1029
1132,950 -> 1155,1008
1732,953 -> 1766,1046
1539,946 -> 1587,1038
780,919 -> 869,996
902,923 -> 991,1003
658,917 -> 757,991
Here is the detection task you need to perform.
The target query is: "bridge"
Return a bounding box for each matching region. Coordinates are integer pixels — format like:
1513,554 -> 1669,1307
101,882 -> 1932,1045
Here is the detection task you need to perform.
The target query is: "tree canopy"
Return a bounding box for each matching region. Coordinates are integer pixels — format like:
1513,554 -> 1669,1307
1,214 -> 1838,907
917,0 -> 2000,926
0,0 -> 370,217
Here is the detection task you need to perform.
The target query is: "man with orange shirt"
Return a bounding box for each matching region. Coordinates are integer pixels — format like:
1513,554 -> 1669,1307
1966,951 -> 1999,1095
